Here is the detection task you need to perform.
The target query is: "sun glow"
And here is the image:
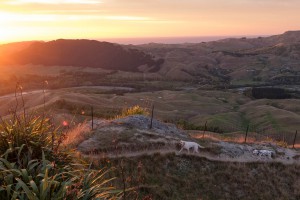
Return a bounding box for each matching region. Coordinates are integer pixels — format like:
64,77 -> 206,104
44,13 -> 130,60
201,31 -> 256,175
0,0 -> 299,43
0,11 -> 56,42
6,0 -> 102,5
0,11 -> 57,22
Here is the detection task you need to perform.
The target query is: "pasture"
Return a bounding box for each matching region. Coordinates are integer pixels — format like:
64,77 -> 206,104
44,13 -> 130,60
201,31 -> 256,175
1,85 -> 299,144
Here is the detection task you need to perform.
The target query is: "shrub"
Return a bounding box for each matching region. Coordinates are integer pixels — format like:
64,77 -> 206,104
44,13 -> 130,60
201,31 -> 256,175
0,147 -> 117,200
0,113 -> 118,200
0,148 -> 71,200
0,114 -> 53,162
119,105 -> 149,117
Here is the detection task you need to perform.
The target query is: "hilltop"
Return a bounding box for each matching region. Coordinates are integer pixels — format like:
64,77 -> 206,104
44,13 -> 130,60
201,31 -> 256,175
71,114 -> 300,199
76,115 -> 300,164
0,39 -> 163,72
137,31 -> 300,85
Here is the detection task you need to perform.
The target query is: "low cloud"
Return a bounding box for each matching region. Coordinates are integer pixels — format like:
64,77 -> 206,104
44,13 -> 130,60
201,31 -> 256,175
104,16 -> 151,21
0,11 -> 154,23
5,0 -> 102,5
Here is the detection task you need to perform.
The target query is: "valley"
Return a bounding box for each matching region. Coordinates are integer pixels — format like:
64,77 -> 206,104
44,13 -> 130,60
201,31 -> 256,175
1,84 -> 299,144
0,31 -> 300,200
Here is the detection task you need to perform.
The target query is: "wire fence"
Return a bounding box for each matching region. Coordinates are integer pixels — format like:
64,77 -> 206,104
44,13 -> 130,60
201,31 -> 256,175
196,122 -> 299,148
57,104 -> 299,151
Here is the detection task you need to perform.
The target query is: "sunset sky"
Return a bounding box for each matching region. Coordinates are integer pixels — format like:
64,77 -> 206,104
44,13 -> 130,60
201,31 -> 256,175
0,0 -> 299,43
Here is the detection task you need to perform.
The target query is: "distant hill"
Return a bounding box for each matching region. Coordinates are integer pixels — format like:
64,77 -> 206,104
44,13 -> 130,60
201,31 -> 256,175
1,31 -> 300,85
0,41 -> 39,54
138,31 -> 300,85
1,39 -> 164,72
0,41 -> 38,64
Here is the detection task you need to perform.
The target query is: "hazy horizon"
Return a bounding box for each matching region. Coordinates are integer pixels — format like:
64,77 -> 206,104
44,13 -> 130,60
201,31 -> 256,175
1,34 -> 274,45
1,0 -> 299,43
95,35 -> 271,45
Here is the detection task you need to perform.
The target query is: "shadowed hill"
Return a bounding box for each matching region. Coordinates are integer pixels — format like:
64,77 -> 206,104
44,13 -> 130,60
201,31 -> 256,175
1,39 -> 164,72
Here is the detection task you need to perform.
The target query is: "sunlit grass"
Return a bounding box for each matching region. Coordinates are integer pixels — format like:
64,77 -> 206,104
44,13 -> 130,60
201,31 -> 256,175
116,105 -> 149,118
62,122 -> 91,148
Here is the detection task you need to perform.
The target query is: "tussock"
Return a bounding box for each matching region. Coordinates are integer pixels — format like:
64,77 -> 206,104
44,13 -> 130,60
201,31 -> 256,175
62,122 -> 91,148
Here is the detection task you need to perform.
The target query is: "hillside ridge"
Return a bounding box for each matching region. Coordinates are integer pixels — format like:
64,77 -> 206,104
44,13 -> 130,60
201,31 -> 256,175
0,39 -> 164,72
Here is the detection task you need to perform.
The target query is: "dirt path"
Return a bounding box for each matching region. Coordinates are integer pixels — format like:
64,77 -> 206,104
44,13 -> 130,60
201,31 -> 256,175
83,146 -> 300,165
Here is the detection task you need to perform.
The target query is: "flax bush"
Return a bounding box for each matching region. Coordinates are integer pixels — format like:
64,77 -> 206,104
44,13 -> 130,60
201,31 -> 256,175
0,113 -> 119,200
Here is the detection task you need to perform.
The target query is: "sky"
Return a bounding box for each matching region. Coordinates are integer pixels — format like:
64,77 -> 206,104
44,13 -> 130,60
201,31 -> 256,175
0,0 -> 299,44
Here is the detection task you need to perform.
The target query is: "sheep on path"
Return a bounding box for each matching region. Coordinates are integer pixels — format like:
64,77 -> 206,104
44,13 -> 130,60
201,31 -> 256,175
252,149 -> 274,159
179,140 -> 205,153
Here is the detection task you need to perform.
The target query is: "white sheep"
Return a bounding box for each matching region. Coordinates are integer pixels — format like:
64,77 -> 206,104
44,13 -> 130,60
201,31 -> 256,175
252,149 -> 274,159
179,140 -> 205,153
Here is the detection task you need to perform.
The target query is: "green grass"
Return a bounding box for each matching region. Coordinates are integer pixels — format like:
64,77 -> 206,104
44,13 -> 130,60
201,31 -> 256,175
265,112 -> 282,132
175,119 -> 225,134
201,112 -> 245,133
239,112 -> 259,132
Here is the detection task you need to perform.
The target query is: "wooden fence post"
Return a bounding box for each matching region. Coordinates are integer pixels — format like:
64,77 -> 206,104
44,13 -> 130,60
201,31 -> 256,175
203,121 -> 207,138
282,131 -> 286,144
91,106 -> 94,130
293,130 -> 298,148
149,104 -> 154,129
244,125 -> 249,143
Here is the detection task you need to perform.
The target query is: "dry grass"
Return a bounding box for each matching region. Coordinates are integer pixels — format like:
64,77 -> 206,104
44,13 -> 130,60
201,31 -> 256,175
95,153 -> 300,200
62,122 -> 92,148
289,144 -> 300,149
190,131 -> 294,148
191,131 -> 262,143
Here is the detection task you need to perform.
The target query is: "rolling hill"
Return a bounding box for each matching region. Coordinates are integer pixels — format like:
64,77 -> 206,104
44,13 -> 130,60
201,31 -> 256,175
1,31 -> 300,86
0,39 -> 164,72
138,31 -> 300,85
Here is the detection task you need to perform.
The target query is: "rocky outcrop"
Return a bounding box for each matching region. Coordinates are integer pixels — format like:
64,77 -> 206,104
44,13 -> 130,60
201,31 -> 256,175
77,115 -> 188,153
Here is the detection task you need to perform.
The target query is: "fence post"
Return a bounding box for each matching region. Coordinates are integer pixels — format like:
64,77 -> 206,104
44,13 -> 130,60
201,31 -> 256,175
282,131 -> 286,144
293,130 -> 298,148
91,106 -> 94,130
149,104 -> 154,129
244,125 -> 249,143
202,121 -> 207,138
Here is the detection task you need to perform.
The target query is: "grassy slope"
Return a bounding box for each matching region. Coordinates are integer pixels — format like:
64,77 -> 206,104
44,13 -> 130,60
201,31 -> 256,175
99,153 -> 300,200
0,86 -> 299,143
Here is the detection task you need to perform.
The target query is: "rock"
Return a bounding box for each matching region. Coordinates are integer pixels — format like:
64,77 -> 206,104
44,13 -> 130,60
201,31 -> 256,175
78,115 -> 189,153
113,115 -> 187,137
